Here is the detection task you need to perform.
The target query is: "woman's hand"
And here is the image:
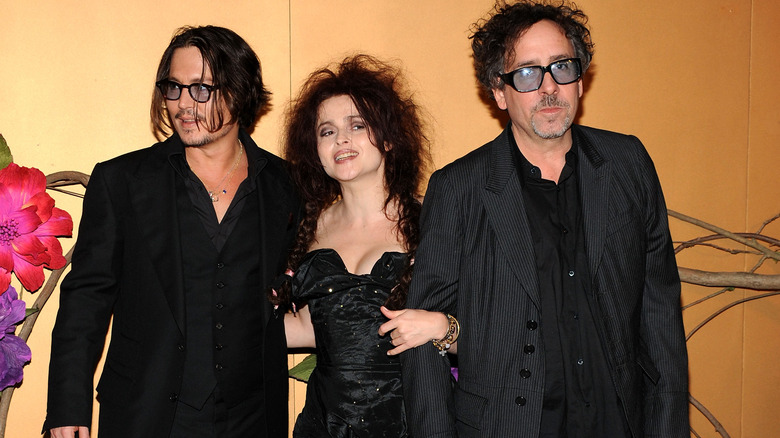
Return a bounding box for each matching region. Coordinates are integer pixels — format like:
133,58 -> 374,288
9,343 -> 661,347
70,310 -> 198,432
378,307 -> 450,355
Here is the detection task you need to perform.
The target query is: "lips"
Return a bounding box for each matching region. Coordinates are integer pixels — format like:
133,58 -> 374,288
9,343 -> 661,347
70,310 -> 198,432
175,110 -> 204,126
335,150 -> 358,161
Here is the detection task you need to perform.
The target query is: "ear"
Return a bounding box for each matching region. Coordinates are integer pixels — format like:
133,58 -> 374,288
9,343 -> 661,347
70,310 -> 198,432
578,78 -> 583,98
492,87 -> 508,110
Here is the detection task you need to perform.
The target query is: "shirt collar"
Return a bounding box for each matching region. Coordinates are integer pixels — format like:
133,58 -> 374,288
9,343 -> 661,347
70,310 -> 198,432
508,125 -> 579,186
167,129 -> 264,184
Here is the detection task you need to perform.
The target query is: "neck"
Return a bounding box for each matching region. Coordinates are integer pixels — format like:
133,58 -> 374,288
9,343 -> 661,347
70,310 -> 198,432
336,180 -> 391,223
185,131 -> 242,170
512,127 -> 572,183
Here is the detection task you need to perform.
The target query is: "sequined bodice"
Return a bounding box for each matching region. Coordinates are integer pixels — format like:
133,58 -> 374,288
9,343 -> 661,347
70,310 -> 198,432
291,248 -> 408,438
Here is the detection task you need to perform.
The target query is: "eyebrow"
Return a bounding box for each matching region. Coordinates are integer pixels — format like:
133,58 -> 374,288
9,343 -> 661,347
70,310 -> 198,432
166,74 -> 214,85
512,54 -> 573,69
316,114 -> 363,128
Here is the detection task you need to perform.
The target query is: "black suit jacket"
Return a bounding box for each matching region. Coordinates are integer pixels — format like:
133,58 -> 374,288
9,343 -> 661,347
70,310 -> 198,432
402,125 -> 689,437
45,130 -> 298,437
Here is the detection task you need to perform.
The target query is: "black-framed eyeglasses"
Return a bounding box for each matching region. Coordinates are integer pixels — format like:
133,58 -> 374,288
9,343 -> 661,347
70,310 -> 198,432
155,80 -> 218,103
499,58 -> 582,93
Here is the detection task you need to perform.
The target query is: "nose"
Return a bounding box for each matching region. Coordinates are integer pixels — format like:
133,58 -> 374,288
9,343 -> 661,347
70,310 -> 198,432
335,130 -> 350,145
537,71 -> 559,95
177,88 -> 197,109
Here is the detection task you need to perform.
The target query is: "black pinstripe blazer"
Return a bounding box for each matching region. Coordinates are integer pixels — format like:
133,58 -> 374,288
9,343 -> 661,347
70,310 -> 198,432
401,125 -> 689,438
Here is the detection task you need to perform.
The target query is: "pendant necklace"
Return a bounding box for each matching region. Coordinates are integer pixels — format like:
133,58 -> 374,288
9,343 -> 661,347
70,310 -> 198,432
205,140 -> 243,202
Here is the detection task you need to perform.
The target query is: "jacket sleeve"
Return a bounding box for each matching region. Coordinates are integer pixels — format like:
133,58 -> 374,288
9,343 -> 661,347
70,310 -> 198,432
636,145 -> 690,437
44,163 -> 122,431
401,169 -> 459,437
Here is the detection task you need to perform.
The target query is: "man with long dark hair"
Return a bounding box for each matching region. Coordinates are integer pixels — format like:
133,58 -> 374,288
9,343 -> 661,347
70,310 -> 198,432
45,26 -> 298,437
402,1 -> 689,437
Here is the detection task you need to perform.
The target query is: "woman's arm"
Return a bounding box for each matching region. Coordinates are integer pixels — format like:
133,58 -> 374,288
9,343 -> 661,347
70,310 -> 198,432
378,307 -> 457,355
284,305 -> 316,348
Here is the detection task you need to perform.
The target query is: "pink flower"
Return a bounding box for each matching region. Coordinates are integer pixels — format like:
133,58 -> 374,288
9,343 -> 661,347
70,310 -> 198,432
0,286 -> 31,390
0,163 -> 73,293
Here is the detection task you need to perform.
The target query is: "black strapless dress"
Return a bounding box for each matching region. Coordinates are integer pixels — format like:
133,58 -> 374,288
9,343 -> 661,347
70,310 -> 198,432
291,248 -> 408,438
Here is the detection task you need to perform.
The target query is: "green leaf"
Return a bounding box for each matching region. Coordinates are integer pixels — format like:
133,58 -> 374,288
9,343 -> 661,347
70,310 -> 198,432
288,353 -> 316,383
25,307 -> 40,318
0,134 -> 13,169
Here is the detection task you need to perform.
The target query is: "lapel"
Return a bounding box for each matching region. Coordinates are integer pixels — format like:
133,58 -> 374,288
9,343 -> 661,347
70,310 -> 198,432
128,136 -> 186,335
573,126 -> 611,279
241,130 -> 293,326
481,126 -> 542,308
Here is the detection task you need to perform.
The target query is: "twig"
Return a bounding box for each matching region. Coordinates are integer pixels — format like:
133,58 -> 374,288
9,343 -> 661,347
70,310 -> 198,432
681,287 -> 732,311
690,394 -> 730,437
756,212 -> 780,234
674,232 -> 780,253
668,210 -> 780,261
686,292 -> 780,340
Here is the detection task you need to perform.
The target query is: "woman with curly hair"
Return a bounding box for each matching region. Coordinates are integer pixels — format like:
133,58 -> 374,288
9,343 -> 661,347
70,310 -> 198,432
270,55 -> 455,437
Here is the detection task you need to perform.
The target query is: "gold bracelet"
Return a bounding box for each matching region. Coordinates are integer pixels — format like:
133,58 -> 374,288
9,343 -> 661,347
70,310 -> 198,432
432,314 -> 459,356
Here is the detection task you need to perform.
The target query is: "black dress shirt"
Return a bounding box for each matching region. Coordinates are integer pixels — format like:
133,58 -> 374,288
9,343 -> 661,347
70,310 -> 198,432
509,133 -> 629,437
169,145 -> 259,248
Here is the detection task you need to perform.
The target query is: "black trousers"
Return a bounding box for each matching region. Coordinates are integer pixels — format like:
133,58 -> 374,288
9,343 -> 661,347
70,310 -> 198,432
170,389 -> 266,438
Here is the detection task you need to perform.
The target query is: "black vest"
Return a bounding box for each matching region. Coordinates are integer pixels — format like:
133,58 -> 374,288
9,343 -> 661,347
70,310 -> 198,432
175,181 -> 264,408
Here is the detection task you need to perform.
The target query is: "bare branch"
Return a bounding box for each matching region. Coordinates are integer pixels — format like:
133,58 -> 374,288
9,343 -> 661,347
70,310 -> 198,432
669,210 -> 780,261
689,394 -> 731,437
674,232 -> 780,253
681,287 -> 732,311
679,267 -> 780,290
686,292 -> 780,340
757,212 -> 780,234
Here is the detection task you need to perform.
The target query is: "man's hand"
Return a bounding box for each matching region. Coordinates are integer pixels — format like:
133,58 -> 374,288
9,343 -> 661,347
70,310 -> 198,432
50,426 -> 90,438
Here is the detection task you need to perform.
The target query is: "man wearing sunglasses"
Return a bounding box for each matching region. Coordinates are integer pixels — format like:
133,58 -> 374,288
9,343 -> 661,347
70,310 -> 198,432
45,26 -> 298,438
402,1 -> 689,437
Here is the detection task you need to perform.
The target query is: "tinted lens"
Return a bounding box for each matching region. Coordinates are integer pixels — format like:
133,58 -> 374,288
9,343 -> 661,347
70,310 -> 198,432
511,67 -> 543,92
157,81 -> 182,100
189,84 -> 211,103
549,59 -> 581,84
502,58 -> 582,92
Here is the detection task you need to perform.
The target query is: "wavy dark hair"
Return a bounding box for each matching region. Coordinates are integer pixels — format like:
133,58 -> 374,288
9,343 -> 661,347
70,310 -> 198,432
272,54 -> 431,310
150,25 -> 272,141
471,0 -> 594,97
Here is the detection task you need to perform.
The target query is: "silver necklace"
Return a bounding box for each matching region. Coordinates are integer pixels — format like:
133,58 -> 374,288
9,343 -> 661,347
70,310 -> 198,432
205,140 -> 243,202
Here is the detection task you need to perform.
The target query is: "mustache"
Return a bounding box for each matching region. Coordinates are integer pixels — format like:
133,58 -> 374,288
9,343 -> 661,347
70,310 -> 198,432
534,95 -> 570,111
175,110 -> 206,122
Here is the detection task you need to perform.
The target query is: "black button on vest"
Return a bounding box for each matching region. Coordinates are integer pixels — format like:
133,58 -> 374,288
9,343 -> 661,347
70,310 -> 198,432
176,186 -> 221,408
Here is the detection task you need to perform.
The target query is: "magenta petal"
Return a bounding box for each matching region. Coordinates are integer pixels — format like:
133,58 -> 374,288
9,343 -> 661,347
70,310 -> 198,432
25,191 -> 56,223
7,205 -> 43,235
12,234 -> 48,264
38,236 -> 67,269
0,164 -> 47,203
33,207 -> 73,238
13,260 -> 45,292
0,247 -> 14,273
0,272 -> 10,296
0,185 -> 14,217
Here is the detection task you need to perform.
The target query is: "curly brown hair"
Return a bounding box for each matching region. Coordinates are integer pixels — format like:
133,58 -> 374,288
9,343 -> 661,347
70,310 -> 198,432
471,0 -> 594,97
271,54 -> 431,311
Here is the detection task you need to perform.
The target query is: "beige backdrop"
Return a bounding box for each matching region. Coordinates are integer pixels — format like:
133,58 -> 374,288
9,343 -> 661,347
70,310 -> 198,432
1,1 -> 778,437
